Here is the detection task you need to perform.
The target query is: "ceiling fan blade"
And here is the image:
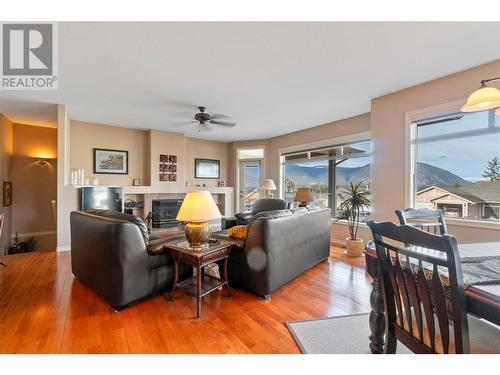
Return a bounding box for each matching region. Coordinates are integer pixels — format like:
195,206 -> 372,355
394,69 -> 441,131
209,120 -> 236,127
209,113 -> 230,120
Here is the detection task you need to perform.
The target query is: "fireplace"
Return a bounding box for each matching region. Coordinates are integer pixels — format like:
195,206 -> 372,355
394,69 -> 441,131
152,199 -> 183,228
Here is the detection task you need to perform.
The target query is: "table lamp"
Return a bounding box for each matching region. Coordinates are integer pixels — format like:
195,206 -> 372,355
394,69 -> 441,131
294,188 -> 313,207
176,190 -> 222,250
261,178 -> 277,198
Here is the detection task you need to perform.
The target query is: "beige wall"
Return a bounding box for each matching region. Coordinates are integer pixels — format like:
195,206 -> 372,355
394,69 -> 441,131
71,121 -> 150,186
70,123 -> 229,190
371,59 -> 500,243
185,137 -> 229,187
148,129 -> 186,190
0,114 -> 13,254
11,124 -> 57,249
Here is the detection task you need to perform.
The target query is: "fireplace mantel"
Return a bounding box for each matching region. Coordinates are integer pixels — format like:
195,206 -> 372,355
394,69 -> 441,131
122,186 -> 234,219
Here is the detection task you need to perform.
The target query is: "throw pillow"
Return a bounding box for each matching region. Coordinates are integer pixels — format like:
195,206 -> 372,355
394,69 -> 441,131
227,225 -> 249,240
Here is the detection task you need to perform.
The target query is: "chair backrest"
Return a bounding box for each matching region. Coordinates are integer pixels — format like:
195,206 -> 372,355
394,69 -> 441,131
366,220 -> 469,354
251,199 -> 288,215
395,208 -> 448,235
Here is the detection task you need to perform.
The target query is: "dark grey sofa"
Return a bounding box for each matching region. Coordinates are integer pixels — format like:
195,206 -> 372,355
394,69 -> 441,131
216,207 -> 331,298
70,209 -> 191,310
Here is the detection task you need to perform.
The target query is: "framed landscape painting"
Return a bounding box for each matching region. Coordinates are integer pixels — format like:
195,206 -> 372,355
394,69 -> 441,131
93,148 -> 129,174
195,158 -> 220,179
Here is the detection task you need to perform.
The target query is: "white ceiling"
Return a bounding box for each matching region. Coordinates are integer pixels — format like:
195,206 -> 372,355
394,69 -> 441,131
1,22 -> 499,141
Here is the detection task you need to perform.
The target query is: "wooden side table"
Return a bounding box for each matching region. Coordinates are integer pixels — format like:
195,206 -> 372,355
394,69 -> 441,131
164,238 -> 233,319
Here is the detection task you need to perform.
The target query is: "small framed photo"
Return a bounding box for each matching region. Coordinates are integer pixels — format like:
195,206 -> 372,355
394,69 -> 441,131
3,181 -> 12,207
133,178 -> 141,186
195,158 -> 220,179
160,154 -> 168,163
94,148 -> 128,175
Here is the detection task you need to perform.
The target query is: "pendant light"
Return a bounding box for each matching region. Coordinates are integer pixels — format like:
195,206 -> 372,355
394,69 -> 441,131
461,77 -> 500,112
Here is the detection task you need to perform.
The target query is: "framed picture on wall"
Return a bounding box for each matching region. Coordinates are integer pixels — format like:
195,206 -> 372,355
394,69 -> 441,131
195,158 -> 220,179
93,148 -> 129,174
3,181 -> 12,207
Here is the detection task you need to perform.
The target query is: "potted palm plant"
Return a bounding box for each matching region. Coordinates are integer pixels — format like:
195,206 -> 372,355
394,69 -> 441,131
339,181 -> 371,257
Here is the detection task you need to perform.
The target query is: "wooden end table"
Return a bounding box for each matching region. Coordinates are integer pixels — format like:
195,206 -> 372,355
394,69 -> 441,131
164,238 -> 233,319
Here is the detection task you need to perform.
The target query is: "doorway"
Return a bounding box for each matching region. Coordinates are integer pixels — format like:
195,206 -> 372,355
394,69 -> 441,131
239,160 -> 262,212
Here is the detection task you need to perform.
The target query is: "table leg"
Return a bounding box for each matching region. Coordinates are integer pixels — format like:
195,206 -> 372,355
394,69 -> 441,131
197,265 -> 202,319
223,257 -> 232,298
369,275 -> 386,353
168,252 -> 181,302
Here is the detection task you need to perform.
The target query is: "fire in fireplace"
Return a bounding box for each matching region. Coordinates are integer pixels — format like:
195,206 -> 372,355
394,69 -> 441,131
152,199 -> 183,228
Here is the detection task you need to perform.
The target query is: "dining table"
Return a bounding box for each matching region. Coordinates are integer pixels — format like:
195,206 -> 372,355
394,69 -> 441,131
365,241 -> 500,354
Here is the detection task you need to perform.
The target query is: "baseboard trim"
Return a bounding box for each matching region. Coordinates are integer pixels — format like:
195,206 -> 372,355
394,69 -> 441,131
56,245 -> 71,252
11,230 -> 56,238
331,239 -> 347,247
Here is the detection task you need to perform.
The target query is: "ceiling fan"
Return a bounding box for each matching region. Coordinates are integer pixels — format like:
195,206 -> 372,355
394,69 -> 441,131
188,106 -> 236,131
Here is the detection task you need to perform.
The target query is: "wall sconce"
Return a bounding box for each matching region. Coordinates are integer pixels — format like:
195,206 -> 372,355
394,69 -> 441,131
36,158 -> 51,165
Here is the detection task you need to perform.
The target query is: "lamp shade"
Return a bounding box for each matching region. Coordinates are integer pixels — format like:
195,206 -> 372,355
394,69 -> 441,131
461,86 -> 500,112
294,188 -> 313,203
261,178 -> 277,191
176,190 -> 221,222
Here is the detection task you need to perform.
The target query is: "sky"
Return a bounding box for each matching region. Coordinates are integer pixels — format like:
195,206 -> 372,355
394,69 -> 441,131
417,111 -> 500,181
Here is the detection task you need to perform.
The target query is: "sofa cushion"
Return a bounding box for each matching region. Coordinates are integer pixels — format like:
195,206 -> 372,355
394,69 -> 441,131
148,252 -> 172,269
85,209 -> 150,244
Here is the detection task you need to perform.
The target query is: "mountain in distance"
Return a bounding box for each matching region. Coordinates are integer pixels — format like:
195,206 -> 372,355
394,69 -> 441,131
284,162 -> 471,190
416,162 -> 471,190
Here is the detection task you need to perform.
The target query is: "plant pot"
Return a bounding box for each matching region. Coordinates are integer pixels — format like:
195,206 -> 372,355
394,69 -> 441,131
346,238 -> 364,257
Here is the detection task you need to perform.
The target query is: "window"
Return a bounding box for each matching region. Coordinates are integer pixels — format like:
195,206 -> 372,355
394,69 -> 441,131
238,148 -> 264,160
414,109 -> 500,222
282,140 -> 371,219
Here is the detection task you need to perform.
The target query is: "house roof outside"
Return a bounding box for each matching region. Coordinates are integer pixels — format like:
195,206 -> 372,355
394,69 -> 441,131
418,180 -> 500,205
460,180 -> 500,203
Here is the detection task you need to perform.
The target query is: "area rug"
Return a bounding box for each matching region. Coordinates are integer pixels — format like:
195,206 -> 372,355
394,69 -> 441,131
286,313 -> 412,354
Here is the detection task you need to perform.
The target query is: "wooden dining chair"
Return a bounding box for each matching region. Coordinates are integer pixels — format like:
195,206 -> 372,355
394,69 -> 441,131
395,208 -> 448,235
367,220 -> 500,354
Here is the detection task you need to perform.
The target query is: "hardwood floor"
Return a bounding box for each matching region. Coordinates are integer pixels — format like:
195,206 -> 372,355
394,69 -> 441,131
0,246 -> 372,353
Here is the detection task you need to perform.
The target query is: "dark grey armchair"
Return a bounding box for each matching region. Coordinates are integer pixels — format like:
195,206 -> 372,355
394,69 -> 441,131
224,199 -> 289,229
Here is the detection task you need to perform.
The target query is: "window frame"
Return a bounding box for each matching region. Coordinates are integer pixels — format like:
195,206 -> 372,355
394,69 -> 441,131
278,132 -> 372,217
405,99 -> 500,230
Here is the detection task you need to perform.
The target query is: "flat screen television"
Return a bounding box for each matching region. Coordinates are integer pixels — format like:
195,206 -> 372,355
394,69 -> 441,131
81,186 -> 123,212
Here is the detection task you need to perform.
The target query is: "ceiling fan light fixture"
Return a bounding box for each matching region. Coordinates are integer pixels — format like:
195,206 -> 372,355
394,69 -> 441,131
461,78 -> 500,112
